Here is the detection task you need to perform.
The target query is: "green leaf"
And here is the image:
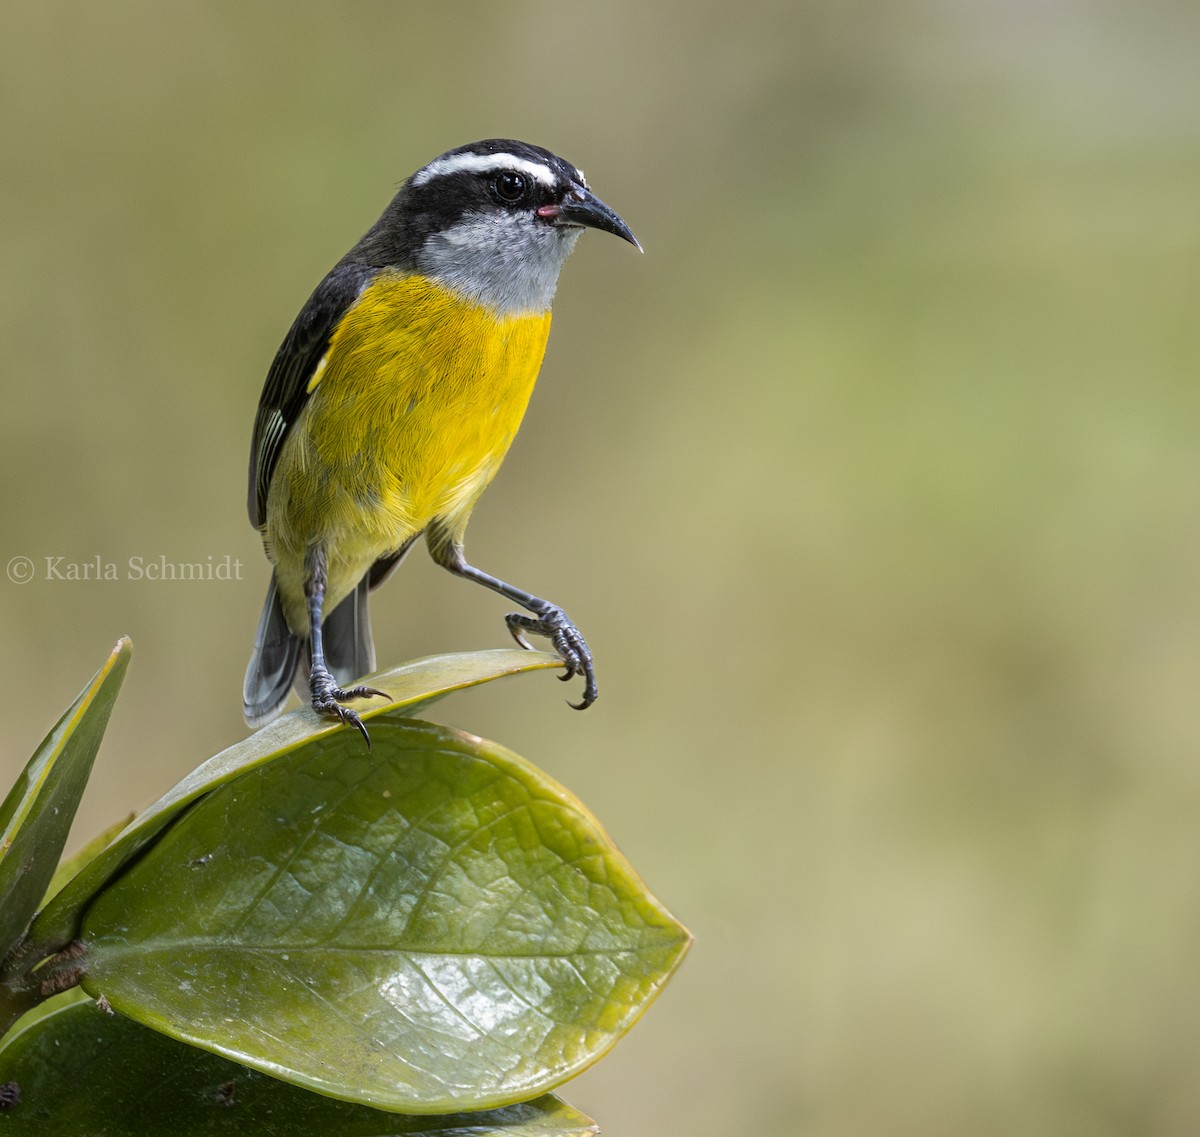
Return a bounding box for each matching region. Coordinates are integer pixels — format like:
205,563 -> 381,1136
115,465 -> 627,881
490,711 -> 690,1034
0,639 -> 131,966
0,998 -> 597,1136
42,815 -> 134,909
79,717 -> 691,1114
27,649 -> 563,961
0,986 -> 90,1044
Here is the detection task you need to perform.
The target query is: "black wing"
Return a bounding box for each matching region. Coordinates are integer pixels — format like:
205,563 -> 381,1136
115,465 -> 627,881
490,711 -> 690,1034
247,262 -> 378,529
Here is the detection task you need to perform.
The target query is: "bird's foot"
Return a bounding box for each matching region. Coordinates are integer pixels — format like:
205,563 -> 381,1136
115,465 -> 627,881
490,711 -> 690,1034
505,608 -> 597,709
310,674 -> 389,747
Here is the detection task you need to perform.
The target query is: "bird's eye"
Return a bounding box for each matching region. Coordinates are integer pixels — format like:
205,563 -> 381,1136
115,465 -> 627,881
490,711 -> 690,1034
492,171 -> 529,203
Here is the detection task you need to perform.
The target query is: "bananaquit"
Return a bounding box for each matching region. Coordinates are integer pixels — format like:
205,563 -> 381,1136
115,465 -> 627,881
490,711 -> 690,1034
243,139 -> 639,740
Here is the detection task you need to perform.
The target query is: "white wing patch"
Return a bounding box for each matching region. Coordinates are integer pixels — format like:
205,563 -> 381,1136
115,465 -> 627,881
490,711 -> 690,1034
412,151 -> 556,189
254,408 -> 288,519
259,409 -> 286,459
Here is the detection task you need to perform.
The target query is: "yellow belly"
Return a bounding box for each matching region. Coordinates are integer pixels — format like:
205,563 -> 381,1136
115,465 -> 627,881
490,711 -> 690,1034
265,271 -> 552,626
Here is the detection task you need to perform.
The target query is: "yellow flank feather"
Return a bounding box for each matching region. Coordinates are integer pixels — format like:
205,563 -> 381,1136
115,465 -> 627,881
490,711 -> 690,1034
265,271 -> 552,630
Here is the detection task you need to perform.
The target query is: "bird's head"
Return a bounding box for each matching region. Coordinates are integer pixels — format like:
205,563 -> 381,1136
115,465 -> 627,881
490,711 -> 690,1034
355,139 -> 639,316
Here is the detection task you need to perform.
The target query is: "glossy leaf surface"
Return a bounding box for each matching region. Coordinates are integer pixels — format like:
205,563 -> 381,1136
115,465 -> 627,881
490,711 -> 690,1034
0,639 -> 130,964
81,717 -> 690,1112
29,649 -> 562,958
0,998 -> 596,1136
42,816 -> 134,909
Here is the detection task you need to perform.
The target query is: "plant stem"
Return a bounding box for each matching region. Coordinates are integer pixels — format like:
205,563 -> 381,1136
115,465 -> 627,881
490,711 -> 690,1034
0,941 -> 86,1039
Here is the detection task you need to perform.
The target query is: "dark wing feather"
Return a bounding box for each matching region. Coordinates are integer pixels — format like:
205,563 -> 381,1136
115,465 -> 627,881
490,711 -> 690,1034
367,536 -> 417,591
247,262 -> 378,528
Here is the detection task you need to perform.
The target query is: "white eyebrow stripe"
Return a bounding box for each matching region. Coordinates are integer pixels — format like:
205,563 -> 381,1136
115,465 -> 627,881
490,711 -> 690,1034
411,152 -> 557,188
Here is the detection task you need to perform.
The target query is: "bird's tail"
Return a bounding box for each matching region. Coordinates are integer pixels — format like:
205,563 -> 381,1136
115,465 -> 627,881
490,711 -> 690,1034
243,575 -> 303,728
244,573 -> 378,729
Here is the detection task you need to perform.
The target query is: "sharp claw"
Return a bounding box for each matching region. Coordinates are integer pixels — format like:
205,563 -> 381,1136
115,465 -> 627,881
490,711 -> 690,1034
567,682 -> 597,711
562,654 -> 597,709
505,615 -> 537,651
310,678 -> 384,749
502,609 -> 597,709
311,699 -> 373,748
350,713 -> 372,749
329,685 -> 386,703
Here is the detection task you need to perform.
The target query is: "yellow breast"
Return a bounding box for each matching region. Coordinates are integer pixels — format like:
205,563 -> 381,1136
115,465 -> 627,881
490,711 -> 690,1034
266,272 -> 551,576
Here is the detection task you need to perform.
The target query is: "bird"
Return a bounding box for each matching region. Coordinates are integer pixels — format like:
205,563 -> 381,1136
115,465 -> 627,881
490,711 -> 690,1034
243,139 -> 640,743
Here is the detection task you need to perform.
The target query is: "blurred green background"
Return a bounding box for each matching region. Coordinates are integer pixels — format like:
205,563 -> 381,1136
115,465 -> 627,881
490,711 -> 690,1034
3,1 -> 1200,1133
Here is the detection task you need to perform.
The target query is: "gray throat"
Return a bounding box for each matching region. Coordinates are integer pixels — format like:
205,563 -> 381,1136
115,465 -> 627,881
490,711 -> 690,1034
414,212 -> 583,316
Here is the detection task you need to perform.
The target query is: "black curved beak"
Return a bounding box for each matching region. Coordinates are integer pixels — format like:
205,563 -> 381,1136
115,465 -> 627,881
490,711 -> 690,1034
558,186 -> 642,251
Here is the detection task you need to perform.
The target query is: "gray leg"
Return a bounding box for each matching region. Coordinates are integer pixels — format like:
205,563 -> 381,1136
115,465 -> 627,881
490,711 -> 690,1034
429,537 -> 597,709
305,547 -> 388,745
